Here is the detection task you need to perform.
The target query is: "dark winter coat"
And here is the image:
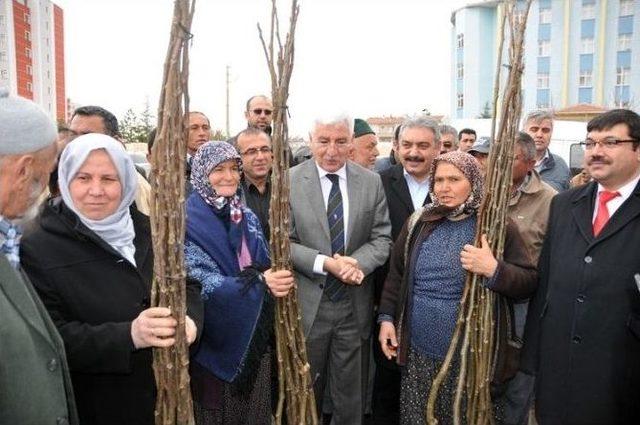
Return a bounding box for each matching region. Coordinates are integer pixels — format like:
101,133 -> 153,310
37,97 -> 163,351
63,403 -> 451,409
21,200 -> 203,425
521,180 -> 640,424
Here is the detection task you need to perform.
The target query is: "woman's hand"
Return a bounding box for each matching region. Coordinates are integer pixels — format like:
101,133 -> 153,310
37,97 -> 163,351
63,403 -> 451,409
460,234 -> 498,278
264,268 -> 295,298
378,321 -> 398,360
131,307 -> 178,349
185,315 -> 197,346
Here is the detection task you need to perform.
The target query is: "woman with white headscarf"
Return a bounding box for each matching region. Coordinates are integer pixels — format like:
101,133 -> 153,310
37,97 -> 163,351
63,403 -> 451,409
21,133 -> 204,425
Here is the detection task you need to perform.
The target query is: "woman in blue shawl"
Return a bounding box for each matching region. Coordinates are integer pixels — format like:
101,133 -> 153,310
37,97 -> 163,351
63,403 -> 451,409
185,141 -> 293,425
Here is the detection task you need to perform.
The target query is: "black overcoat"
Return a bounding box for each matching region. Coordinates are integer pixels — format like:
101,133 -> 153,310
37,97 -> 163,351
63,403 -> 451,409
521,180 -> 640,424
21,200 -> 203,425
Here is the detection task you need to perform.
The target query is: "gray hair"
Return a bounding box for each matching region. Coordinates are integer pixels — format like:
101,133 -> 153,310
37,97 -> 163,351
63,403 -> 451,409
515,131 -> 536,161
523,109 -> 555,127
310,112 -> 354,136
439,124 -> 458,139
399,116 -> 441,145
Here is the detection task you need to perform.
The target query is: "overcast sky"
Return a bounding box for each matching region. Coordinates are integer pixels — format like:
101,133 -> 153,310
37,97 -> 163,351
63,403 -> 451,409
56,0 -> 468,137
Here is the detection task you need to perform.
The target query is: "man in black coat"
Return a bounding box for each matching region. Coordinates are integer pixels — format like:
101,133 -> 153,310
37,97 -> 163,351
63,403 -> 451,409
522,109 -> 640,424
372,116 -> 440,424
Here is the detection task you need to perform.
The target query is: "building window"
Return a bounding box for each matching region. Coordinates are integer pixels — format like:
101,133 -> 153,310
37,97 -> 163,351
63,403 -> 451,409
616,67 -> 630,85
25,30 -> 31,41
457,63 -> 464,79
0,69 -> 8,80
617,33 -> 632,50
537,73 -> 550,88
25,47 -> 31,58
457,93 -> 464,109
457,33 -> 464,49
26,82 -> 32,92
538,40 -> 551,56
579,70 -> 593,87
540,8 -> 552,24
0,33 -> 6,48
26,65 -> 32,75
0,51 -> 5,62
0,14 -> 5,26
620,0 -> 634,16
582,3 -> 596,19
581,38 -> 595,54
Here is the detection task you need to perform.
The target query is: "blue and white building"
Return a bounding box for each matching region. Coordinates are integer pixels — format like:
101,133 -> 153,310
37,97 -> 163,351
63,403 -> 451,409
451,0 -> 640,118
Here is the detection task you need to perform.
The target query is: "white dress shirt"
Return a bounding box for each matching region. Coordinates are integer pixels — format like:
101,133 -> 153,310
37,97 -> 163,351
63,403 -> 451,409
592,173 -> 640,223
313,163 -> 349,275
403,169 -> 430,211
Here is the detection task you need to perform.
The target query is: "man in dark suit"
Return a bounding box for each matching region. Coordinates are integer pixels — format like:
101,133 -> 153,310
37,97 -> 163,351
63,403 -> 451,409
372,116 -> 441,424
0,88 -> 78,424
522,109 -> 640,424
289,113 -> 391,424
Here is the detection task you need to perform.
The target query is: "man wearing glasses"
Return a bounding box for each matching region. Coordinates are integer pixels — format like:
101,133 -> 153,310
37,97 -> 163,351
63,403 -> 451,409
522,109 -> 640,423
237,127 -> 273,241
245,95 -> 274,135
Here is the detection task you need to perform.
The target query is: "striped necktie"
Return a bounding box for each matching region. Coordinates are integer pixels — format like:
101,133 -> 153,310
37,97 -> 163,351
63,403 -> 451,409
325,174 -> 346,301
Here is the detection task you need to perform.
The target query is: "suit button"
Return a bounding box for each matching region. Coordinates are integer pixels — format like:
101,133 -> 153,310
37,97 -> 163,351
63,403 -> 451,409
57,417 -> 69,425
572,335 -> 582,344
584,256 -> 592,264
319,284 -> 324,289
48,358 -> 58,372
577,294 -> 585,303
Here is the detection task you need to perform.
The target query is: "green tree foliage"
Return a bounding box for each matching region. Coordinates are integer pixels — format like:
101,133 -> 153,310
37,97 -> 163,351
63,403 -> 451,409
120,103 -> 155,144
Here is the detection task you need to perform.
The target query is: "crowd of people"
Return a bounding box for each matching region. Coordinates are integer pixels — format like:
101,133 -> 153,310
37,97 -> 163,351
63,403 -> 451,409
1,86 -> 639,425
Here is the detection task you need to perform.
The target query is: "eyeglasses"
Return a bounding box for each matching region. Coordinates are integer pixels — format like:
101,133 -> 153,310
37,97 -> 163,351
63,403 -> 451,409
252,108 -> 272,116
579,138 -> 637,150
241,146 -> 272,156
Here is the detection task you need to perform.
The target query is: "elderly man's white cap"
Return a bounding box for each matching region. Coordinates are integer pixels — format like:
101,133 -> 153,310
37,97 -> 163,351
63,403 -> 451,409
0,87 -> 57,155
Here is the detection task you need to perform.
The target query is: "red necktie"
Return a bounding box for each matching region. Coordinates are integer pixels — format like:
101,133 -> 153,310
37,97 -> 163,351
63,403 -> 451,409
593,191 -> 620,236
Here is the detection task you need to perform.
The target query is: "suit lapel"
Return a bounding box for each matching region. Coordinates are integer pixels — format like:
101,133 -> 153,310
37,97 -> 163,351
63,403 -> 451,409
593,180 -> 640,244
0,256 -> 55,347
346,163 -> 362,251
571,182 -> 597,244
302,161 -> 330,239
391,166 -> 414,213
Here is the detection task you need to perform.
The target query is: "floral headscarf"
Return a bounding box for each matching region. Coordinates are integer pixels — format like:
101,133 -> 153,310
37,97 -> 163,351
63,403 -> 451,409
190,141 -> 243,224
427,151 -> 484,218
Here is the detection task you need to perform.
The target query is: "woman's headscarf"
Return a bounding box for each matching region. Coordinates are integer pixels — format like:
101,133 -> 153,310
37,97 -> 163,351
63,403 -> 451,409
190,141 -> 243,221
427,150 -> 484,218
58,134 -> 138,265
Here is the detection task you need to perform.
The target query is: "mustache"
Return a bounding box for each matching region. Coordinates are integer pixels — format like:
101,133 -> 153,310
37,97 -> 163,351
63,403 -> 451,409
587,156 -> 610,165
404,156 -> 425,162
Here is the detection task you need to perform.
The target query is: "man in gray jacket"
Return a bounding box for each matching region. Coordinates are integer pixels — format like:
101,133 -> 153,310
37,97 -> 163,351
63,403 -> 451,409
0,88 -> 78,424
523,109 -> 571,192
289,113 -> 391,424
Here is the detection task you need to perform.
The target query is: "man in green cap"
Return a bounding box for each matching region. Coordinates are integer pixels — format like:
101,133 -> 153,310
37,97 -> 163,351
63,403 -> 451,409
349,118 -> 380,170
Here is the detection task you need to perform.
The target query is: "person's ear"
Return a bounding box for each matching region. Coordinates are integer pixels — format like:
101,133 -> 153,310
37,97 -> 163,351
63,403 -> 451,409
14,154 -> 36,186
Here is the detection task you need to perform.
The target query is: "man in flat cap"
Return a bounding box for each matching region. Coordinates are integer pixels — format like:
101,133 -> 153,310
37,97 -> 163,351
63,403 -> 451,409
0,88 -> 78,424
349,118 -> 380,170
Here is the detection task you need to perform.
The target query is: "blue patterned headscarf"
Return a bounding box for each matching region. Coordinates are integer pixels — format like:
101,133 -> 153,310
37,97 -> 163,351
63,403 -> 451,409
190,141 -> 243,223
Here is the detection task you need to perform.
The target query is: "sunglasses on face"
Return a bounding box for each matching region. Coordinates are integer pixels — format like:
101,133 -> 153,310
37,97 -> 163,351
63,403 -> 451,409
252,109 -> 272,116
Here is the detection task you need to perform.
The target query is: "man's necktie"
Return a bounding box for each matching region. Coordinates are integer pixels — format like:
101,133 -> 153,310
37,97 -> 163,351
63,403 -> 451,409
325,174 -> 346,301
593,190 -> 620,237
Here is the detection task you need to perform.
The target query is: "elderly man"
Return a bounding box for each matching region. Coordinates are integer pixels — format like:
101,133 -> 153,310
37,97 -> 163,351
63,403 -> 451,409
439,124 -> 458,154
457,128 -> 477,152
373,116 -> 440,423
0,88 -> 78,424
522,109 -> 640,423
245,95 -> 273,134
500,132 -> 556,425
289,113 -> 391,424
523,109 -> 571,192
67,105 -> 153,214
237,127 -> 273,240
349,118 -> 380,169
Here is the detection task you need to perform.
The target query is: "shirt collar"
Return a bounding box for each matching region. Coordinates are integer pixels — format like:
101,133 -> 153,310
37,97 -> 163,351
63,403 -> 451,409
402,168 -> 429,186
597,172 -> 640,200
316,161 -> 347,181
535,149 -> 550,167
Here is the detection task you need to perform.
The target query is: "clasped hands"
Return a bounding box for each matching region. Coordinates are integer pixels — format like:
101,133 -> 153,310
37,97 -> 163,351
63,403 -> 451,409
324,254 -> 364,285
